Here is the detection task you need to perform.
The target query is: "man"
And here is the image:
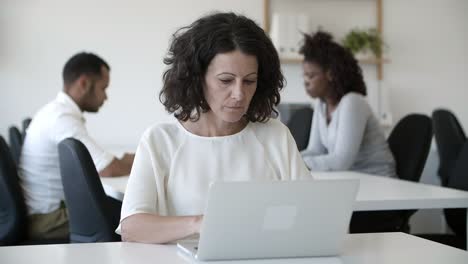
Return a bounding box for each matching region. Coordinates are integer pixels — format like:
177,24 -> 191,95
19,52 -> 134,240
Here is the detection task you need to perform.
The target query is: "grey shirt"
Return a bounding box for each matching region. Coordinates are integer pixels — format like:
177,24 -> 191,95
301,92 -> 396,177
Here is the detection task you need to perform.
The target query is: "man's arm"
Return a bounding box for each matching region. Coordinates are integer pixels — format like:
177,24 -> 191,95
99,153 -> 135,177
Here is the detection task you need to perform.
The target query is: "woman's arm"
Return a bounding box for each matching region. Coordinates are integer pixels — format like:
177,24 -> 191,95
301,102 -> 326,159
303,95 -> 370,171
121,213 -> 203,244
284,126 -> 314,179
118,129 -> 201,243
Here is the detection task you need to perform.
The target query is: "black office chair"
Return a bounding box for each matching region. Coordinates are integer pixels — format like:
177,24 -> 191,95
350,114 -> 433,233
388,114 -> 433,183
58,138 -> 121,243
0,135 -> 69,246
432,109 -> 466,186
8,126 -> 23,165
0,135 -> 28,246
22,117 -> 32,139
443,141 -> 468,243
416,141 -> 468,250
286,107 -> 313,151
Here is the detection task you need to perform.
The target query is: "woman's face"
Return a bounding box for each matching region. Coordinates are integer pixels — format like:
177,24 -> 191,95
203,50 -> 258,123
302,61 -> 331,99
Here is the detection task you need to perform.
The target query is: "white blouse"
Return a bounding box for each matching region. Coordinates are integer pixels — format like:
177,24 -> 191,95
118,118 -> 311,232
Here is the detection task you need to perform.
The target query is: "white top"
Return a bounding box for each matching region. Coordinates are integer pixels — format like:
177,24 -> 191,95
19,91 -> 114,214
301,93 -> 396,177
1,233 -> 468,263
118,118 -> 310,232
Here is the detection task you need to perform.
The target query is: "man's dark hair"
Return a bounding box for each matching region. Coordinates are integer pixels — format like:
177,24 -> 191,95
160,12 -> 284,122
62,52 -> 110,87
299,31 -> 366,103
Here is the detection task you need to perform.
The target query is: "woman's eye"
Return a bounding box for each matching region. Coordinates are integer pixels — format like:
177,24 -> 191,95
220,79 -> 232,84
244,80 -> 257,85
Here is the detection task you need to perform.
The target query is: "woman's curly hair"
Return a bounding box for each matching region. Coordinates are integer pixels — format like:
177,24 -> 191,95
160,12 -> 284,122
299,31 -> 366,102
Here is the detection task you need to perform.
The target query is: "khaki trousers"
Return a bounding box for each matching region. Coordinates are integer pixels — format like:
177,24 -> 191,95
28,201 -> 69,240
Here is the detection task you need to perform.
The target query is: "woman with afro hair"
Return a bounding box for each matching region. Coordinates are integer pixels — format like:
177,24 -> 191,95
300,31 -> 396,178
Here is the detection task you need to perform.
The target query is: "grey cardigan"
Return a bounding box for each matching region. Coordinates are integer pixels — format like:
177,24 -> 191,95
301,92 -> 397,177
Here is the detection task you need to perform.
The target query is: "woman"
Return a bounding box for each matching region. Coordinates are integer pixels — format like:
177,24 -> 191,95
300,31 -> 396,178
117,12 -> 310,244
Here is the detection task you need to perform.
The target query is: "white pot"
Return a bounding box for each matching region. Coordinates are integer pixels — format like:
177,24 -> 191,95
354,49 -> 373,60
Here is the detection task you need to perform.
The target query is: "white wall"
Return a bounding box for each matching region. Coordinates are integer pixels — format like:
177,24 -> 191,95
1,0 -> 468,149
270,0 -> 381,120
0,0 -> 263,149
275,0 -> 468,131
385,0 -> 468,130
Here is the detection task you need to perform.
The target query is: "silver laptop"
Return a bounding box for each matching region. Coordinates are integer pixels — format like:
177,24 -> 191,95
177,179 -> 359,261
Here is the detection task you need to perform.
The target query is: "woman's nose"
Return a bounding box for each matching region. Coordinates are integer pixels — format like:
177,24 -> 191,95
231,82 -> 245,101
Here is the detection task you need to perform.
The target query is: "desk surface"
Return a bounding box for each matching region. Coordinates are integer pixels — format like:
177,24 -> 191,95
1,233 -> 467,264
313,171 -> 468,211
101,171 -> 468,211
101,175 -> 127,200
101,171 -> 468,251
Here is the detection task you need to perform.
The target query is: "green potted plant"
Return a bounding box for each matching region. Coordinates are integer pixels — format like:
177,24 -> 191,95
342,28 -> 386,59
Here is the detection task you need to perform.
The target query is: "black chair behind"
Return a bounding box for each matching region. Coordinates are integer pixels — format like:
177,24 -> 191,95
417,141 -> 468,250
444,141 -> 468,241
0,135 -> 28,246
0,135 -> 68,246
388,114 -> 433,183
8,126 -> 23,165
432,109 -> 466,186
58,138 -> 121,243
350,114 -> 433,233
22,117 -> 32,139
286,107 -> 313,151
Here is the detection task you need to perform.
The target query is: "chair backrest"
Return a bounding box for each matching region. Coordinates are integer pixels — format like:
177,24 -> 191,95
286,107 -> 314,151
8,126 -> 23,165
0,136 -> 28,246
22,117 -> 32,139
432,109 -> 467,186
444,141 -> 468,239
58,138 -> 119,243
388,114 -> 433,182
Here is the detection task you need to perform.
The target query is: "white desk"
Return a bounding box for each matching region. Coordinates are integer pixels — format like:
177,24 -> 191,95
100,145 -> 135,200
313,172 -> 468,211
1,233 -> 467,264
317,172 -> 468,245
101,176 -> 128,201
101,171 -> 468,243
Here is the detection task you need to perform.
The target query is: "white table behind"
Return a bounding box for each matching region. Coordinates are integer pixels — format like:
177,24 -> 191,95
101,171 -> 468,211
101,171 -> 468,244
313,171 -> 468,211
101,144 -> 135,200
101,176 -> 127,201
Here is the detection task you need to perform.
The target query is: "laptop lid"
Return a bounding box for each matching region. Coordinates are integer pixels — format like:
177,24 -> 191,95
180,179 -> 359,261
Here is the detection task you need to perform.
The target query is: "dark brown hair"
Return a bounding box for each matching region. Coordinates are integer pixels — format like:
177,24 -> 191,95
62,52 -> 109,88
160,12 -> 284,122
299,31 -> 366,103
